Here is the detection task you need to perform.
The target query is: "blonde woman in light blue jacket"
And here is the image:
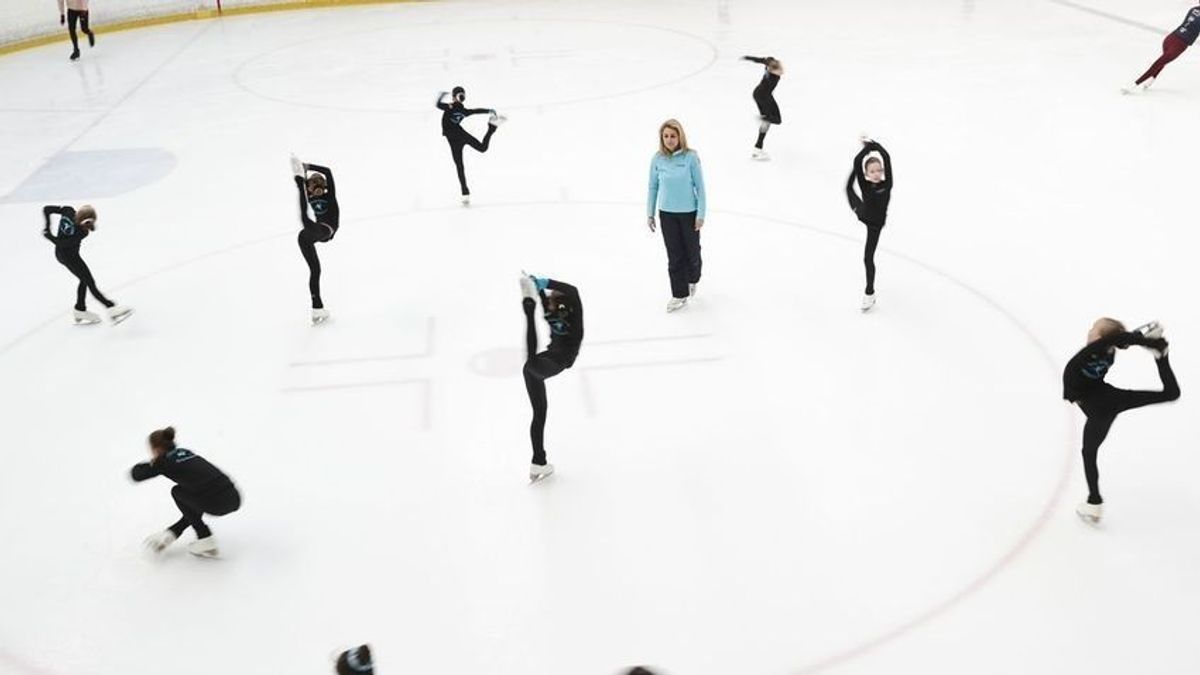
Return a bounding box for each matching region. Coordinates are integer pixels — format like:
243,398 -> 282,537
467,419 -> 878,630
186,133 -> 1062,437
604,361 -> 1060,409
647,119 -> 707,312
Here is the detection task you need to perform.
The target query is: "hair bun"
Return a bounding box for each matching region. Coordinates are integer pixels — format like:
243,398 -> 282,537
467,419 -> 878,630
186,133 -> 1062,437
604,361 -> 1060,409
162,427 -> 176,441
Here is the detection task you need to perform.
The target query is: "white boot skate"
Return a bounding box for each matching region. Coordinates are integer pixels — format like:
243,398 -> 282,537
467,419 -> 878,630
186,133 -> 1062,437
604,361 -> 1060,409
1076,502 -> 1103,525
73,309 -> 101,325
751,148 -> 770,161
1122,77 -> 1154,95
143,530 -> 178,554
188,536 -> 220,558
311,308 -> 330,326
666,297 -> 688,312
461,194 -> 471,207
489,111 -> 508,126
1134,320 -> 1164,340
529,462 -> 555,483
107,305 -> 134,324
519,274 -> 538,300
861,293 -> 876,312
688,282 -> 698,298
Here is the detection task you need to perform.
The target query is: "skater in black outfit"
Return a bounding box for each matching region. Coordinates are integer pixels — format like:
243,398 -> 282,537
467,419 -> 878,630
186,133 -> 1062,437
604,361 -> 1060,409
519,273 -> 584,482
291,155 -> 339,325
436,86 -> 506,205
1063,319 -> 1180,524
335,645 -> 373,674
742,55 -> 783,159
42,204 -> 132,325
844,137 -> 893,311
133,426 -> 241,557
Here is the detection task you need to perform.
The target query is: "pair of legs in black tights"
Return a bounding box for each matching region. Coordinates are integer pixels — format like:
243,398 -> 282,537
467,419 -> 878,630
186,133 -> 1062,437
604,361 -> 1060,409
522,298 -> 571,466
1076,355 -> 1181,505
66,10 -> 94,59
447,125 -> 497,196
55,248 -> 114,311
167,485 -> 241,540
298,225 -> 332,309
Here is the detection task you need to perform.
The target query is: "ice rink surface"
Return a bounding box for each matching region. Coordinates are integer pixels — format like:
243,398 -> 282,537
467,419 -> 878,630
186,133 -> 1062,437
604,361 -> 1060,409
1,0 -> 1199,673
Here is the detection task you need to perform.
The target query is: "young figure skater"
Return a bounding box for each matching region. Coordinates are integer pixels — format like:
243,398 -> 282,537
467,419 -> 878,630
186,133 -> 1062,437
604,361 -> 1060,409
57,0 -> 95,61
519,272 -> 584,482
844,137 -> 893,312
291,155 -> 339,325
436,87 -> 507,206
335,645 -> 373,674
647,119 -> 707,312
42,204 -> 132,325
741,55 -> 783,160
1123,4 -> 1200,93
1063,319 -> 1180,524
133,427 -> 241,558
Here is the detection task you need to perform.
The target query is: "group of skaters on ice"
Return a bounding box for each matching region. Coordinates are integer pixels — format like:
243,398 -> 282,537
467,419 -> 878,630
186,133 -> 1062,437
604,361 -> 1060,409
29,14 -> 1196,672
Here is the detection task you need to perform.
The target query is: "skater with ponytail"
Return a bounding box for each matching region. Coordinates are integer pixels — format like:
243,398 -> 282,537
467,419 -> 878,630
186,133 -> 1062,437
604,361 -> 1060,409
291,155 -> 339,325
41,204 -> 132,325
1063,319 -> 1181,524
741,55 -> 784,160
845,136 -> 893,312
132,426 -> 241,557
519,272 -> 584,482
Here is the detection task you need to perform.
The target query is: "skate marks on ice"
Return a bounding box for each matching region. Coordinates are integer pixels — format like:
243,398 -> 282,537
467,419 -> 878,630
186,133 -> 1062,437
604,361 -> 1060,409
230,18 -> 719,114
281,316 -> 436,431
1045,0 -> 1166,34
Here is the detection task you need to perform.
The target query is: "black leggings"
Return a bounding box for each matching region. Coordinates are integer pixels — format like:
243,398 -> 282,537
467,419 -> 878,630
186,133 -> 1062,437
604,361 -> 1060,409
446,125 -> 497,196
67,10 -> 93,53
55,248 -> 114,311
659,210 -> 702,299
168,484 -> 241,539
298,225 -> 332,309
1076,356 -> 1181,504
863,224 -> 882,295
523,298 -> 571,465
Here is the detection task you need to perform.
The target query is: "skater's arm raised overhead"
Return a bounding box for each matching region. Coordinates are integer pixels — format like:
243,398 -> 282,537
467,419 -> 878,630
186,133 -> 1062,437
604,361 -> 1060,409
304,163 -> 336,199
436,92 -> 451,111
689,152 -> 707,220
867,141 -> 893,188
544,279 -> 579,304
130,461 -> 162,482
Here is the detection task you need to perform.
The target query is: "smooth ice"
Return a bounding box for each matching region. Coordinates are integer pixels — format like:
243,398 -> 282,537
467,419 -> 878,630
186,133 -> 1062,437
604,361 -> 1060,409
1,1 -> 1199,674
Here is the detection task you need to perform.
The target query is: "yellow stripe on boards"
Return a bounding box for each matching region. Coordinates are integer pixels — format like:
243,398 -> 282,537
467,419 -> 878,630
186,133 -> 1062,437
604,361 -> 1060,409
0,0 -> 428,58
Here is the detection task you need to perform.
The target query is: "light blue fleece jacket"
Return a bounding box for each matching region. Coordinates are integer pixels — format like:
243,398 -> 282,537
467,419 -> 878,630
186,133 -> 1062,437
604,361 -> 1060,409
647,149 -> 706,219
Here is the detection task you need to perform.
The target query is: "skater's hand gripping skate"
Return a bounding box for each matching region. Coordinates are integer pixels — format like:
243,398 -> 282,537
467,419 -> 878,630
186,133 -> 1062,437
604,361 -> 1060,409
290,154 -> 305,178
647,216 -> 656,232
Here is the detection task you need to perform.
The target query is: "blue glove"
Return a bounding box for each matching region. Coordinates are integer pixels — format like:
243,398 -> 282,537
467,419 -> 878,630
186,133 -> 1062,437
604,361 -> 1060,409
534,277 -> 550,291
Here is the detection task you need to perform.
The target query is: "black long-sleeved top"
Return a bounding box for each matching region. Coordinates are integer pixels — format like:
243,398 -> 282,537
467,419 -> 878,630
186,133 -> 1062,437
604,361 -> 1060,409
846,142 -> 893,227
744,56 -> 781,97
42,205 -> 88,250
437,94 -> 490,137
295,163 -> 339,233
539,279 -> 583,355
132,447 -> 235,495
1173,6 -> 1200,45
1062,331 -> 1154,402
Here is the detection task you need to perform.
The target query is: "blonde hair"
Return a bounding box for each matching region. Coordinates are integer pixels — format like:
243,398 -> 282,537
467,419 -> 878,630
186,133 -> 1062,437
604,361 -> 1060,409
1094,317 -> 1126,338
658,119 -> 691,156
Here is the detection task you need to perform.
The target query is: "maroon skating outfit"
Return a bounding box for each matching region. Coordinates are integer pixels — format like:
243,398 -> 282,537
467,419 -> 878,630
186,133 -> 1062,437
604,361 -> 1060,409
1136,5 -> 1200,85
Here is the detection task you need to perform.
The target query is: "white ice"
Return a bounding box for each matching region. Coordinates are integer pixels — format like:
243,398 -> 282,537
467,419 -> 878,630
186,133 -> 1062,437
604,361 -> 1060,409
1,1 -> 1199,674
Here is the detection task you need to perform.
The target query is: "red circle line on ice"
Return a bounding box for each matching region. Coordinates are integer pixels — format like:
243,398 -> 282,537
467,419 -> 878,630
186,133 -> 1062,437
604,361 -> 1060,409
0,200 -> 1075,675
230,17 -> 721,114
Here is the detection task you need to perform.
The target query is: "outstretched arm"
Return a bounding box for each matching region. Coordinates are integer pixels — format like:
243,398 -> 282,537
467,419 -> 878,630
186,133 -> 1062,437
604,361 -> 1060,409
463,107 -> 493,116
742,56 -> 769,65
130,461 -> 161,482
304,163 -> 336,200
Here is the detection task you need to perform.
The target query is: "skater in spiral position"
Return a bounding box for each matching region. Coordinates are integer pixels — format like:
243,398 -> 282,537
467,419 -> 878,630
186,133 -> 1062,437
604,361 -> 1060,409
1063,319 -> 1180,524
1123,4 -> 1200,94
291,155 -> 339,325
42,204 -> 132,325
844,137 -> 893,312
741,55 -> 783,160
436,86 -> 507,206
133,427 -> 241,558
57,0 -> 95,61
519,272 -> 584,482
647,119 -> 707,313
